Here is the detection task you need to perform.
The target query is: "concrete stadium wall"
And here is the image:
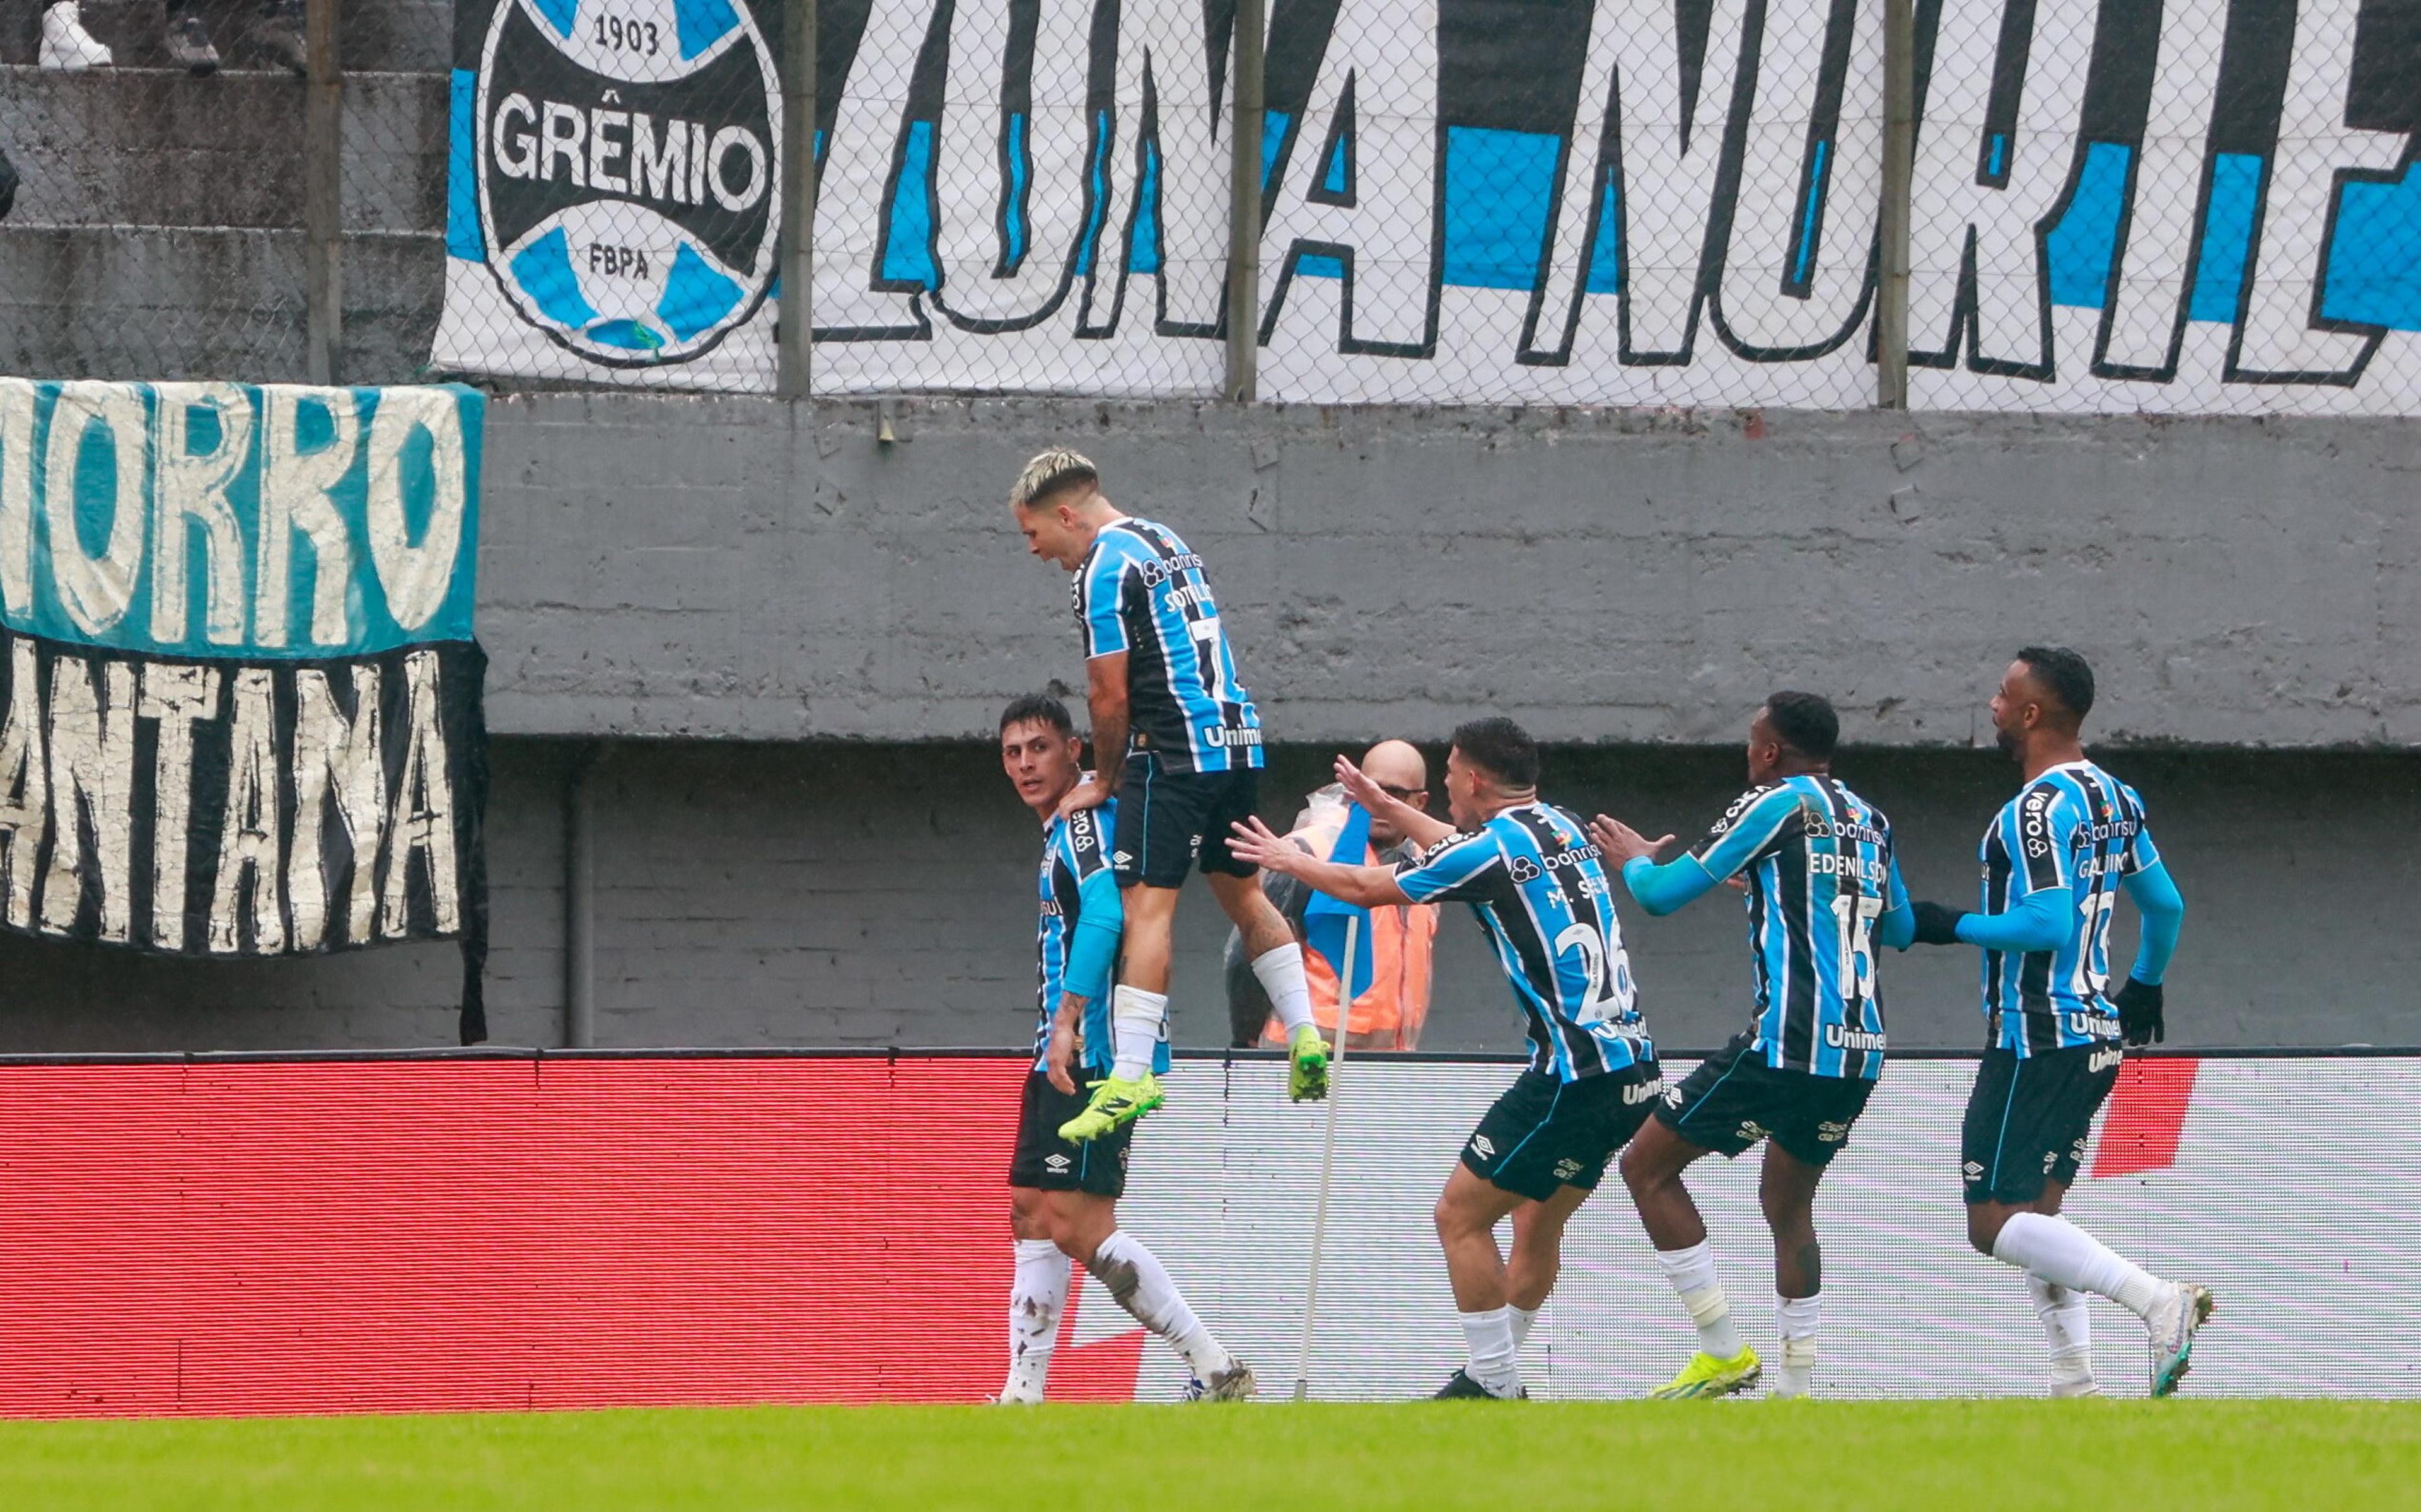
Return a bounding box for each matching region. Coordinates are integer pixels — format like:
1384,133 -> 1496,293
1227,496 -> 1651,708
478,396 -> 2420,749
0,739 -> 2406,1055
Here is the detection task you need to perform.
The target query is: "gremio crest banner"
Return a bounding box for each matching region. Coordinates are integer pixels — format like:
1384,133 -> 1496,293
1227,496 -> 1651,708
436,0 -> 2421,413
0,383 -> 492,1044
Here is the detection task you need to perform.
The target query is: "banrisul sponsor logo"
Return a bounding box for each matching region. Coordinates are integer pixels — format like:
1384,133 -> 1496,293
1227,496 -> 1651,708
476,0 -> 780,365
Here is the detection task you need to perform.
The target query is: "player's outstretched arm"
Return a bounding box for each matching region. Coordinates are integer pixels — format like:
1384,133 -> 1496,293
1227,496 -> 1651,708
2115,861 -> 2185,1045
1591,814 -> 1727,916
1227,817 -> 1414,908
1333,756 -> 1454,851
1907,890 -> 2067,952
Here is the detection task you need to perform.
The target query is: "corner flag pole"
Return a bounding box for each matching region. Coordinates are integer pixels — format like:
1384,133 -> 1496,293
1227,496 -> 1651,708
1291,911 -> 1356,1403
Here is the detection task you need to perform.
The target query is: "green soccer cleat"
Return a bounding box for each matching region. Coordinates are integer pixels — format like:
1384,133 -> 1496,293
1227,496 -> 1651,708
1057,1072 -> 1164,1143
1287,1025 -> 1331,1103
1647,1346 -> 1763,1400
2149,1282 -> 2215,1399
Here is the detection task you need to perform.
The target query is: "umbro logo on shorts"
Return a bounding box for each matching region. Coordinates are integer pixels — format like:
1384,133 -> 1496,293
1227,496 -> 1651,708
1662,1085 -> 1685,1107
1963,1160 -> 1985,1180
1112,851 -> 1134,866
1045,1154 -> 1071,1173
1471,1134 -> 1496,1159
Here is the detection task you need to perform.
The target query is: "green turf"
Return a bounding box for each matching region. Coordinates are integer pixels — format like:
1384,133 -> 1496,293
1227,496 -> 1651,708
0,1400 -> 2408,1511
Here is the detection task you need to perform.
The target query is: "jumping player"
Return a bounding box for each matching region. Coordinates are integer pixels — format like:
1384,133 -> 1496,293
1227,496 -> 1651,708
1905,647 -> 2206,1398
1009,449 -> 1328,1141
996,695 -> 1254,1404
1229,718 -> 1662,1401
1589,693 -> 1913,1400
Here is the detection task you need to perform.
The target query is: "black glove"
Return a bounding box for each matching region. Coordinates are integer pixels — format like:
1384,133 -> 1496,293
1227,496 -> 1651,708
2115,977 -> 2166,1046
1908,901 -> 1968,947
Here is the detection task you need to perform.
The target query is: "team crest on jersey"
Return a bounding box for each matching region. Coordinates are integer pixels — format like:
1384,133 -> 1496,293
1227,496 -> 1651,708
475,0 -> 782,364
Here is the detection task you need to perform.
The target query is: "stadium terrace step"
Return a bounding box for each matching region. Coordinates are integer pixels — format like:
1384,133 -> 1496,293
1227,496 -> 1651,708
0,65 -> 443,231
1,0 -> 448,74
0,224 -> 442,383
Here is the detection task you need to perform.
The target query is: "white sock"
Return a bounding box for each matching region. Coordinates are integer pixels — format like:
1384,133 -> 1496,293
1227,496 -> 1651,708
1088,1231 -> 1233,1380
2027,1274 -> 2096,1393
1655,1242 -> 1745,1358
1458,1307 -> 1523,1397
1251,944 -> 1316,1037
1772,1294 -> 1821,1397
1001,1238 -> 1071,1403
1992,1212 -> 2168,1320
1509,1303 -> 1540,1351
1110,986 -> 1168,1081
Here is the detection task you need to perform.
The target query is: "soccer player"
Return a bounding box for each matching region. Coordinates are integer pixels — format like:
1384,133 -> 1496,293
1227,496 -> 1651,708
996,695 -> 1255,1404
1010,449 -> 1329,1141
1904,647 -> 2206,1398
1588,693 -> 1914,1400
1228,718 -> 1663,1401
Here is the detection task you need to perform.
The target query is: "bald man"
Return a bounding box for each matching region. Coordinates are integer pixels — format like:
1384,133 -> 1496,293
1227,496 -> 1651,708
1223,741 -> 1443,1051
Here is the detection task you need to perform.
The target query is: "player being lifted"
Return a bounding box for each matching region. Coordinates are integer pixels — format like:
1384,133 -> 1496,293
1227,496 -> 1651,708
996,695 -> 1255,1404
1229,719 -> 1663,1402
1011,450 -> 1329,1141
1589,693 -> 1913,1400
1904,647 -> 2206,1398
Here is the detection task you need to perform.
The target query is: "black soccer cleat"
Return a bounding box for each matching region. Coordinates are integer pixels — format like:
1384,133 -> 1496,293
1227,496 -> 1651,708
1432,1368 -> 1525,1400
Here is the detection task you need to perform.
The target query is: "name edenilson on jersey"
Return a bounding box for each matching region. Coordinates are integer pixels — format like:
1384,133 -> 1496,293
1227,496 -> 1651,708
1807,851 -> 1887,884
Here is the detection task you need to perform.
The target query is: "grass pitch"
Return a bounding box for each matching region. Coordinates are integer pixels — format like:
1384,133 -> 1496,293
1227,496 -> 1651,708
0,1400 -> 2406,1510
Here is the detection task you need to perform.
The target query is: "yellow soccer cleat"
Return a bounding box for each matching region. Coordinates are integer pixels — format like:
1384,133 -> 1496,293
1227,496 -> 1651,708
1287,1025 -> 1331,1103
1647,1346 -> 1763,1400
1057,1072 -> 1164,1142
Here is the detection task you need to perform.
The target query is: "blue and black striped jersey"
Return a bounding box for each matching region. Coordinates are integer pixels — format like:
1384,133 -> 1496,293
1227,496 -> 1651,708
1689,776 -> 1904,1080
1978,761 -> 2161,1057
1033,801 -> 1143,1076
1393,803 -> 1652,1082
1072,517 -> 1263,774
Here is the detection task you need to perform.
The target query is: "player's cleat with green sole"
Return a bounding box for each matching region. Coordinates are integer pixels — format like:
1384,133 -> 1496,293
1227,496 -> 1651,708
1287,1025 -> 1331,1102
1056,1071 -> 1164,1142
1647,1346 -> 1762,1399
2149,1282 -> 2215,1398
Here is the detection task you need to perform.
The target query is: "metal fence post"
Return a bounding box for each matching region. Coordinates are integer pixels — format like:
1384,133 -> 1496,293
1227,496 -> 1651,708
1223,0 -> 1266,402
303,0 -> 343,386
777,0 -> 818,398
1876,0 -> 1914,409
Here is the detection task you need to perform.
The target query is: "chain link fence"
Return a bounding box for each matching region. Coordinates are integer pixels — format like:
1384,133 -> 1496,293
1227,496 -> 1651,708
1,0 -> 2413,412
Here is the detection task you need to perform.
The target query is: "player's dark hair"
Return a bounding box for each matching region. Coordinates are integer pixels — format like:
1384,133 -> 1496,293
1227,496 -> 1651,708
999,693 -> 1075,738
1451,717 -> 1539,790
1762,691 -> 1838,759
2015,646 -> 2096,722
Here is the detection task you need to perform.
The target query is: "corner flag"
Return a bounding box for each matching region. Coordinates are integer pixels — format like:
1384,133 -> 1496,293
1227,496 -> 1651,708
1301,803 -> 1375,1000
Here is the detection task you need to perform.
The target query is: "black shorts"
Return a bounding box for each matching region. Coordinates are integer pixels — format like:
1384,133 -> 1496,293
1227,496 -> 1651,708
1113,751 -> 1260,888
1461,1063 -> 1665,1202
1007,1070 -> 1132,1198
1961,1042 -> 2123,1205
1656,1033 -> 1878,1169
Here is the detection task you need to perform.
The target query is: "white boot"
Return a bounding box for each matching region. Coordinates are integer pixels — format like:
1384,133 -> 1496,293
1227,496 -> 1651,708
40,2 -> 113,69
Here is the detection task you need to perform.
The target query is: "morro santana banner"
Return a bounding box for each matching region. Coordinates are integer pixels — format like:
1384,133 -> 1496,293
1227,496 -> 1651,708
0,382 -> 491,1041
